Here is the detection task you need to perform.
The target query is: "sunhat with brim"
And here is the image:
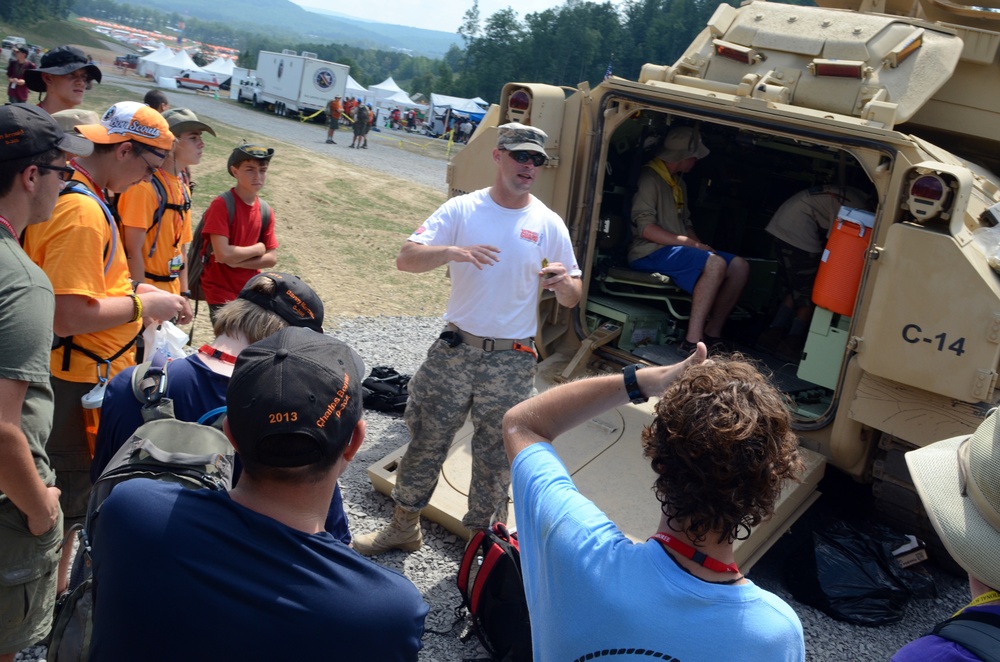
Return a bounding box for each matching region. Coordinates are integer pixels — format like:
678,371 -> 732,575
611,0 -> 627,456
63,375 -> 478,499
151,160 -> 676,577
25,46 -> 102,92
905,409 -> 1000,590
161,108 -> 216,138
51,108 -> 100,134
76,101 -> 174,152
657,126 -> 710,163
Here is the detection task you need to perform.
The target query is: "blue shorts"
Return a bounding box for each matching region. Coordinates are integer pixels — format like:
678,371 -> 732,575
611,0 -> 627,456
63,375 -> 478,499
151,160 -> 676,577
630,246 -> 738,294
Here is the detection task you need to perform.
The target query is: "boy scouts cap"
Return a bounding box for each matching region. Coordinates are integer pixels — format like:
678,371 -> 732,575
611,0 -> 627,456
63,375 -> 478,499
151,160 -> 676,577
658,126 -> 710,163
0,104 -> 93,162
161,108 -> 216,138
25,46 -> 102,92
905,409 -> 1000,590
238,272 -> 324,333
226,327 -> 365,468
496,122 -> 549,157
76,101 -> 175,152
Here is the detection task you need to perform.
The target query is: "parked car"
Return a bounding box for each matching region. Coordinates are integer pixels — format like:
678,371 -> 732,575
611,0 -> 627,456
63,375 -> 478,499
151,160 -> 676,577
114,54 -> 140,70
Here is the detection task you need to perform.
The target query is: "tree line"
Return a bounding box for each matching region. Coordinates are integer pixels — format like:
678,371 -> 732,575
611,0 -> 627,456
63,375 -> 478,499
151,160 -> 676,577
14,0 -> 809,103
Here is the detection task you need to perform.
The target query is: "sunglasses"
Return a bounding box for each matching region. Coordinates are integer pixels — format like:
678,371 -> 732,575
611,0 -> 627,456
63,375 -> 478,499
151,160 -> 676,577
505,150 -> 547,167
36,163 -> 76,183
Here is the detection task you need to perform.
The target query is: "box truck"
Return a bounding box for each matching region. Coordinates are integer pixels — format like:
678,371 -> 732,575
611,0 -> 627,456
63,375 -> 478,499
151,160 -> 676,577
249,50 -> 349,118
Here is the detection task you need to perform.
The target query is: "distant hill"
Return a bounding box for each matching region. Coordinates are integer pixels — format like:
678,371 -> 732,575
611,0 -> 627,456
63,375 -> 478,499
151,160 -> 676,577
122,0 -> 460,57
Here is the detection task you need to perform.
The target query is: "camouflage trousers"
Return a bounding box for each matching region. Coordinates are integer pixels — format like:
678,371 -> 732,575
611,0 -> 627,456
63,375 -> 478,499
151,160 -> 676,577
392,336 -> 537,529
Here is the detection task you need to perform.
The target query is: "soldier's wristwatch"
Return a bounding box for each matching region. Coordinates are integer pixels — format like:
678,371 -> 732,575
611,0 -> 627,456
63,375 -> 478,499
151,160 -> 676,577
623,364 -> 647,404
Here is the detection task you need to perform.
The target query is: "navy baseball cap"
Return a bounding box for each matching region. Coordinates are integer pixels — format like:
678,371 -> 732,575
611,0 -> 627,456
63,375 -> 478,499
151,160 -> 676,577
238,272 -> 324,333
226,328 -> 365,468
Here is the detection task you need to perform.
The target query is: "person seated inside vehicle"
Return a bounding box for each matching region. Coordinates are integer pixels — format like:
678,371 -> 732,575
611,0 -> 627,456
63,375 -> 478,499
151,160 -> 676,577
628,126 -> 749,354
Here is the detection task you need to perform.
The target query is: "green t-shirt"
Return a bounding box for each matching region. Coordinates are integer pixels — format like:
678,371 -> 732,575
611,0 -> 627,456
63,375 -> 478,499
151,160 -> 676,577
0,231 -> 56,493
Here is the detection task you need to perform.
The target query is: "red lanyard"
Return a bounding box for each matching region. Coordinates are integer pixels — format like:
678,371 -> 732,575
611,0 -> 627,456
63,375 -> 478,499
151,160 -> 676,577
649,532 -> 740,575
199,344 -> 238,365
69,159 -> 105,202
0,214 -> 18,243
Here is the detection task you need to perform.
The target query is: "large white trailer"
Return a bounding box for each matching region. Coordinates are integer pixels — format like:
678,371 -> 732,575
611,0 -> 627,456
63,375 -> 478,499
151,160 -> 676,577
250,49 -> 349,117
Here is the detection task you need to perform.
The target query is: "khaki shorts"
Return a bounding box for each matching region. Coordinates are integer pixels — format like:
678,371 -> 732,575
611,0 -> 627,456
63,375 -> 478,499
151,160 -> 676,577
0,497 -> 63,652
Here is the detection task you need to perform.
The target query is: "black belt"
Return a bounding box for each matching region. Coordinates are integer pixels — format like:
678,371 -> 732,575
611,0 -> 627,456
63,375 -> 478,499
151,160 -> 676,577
445,323 -> 534,352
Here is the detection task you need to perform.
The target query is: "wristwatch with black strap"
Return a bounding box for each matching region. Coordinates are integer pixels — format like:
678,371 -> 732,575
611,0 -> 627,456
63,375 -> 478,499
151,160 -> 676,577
622,363 -> 648,404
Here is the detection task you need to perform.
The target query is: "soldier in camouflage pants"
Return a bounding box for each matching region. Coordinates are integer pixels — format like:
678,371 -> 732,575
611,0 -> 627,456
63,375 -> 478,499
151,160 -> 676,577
353,122 -> 583,556
393,338 -> 537,528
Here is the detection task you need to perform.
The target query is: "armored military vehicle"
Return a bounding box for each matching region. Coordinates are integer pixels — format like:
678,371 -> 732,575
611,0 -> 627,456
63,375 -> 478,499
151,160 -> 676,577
369,0 -> 1000,567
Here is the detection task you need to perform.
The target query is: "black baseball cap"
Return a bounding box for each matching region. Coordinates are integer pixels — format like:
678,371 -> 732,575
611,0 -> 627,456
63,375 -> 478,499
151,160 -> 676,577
25,46 -> 102,92
238,272 -> 324,332
0,104 -> 94,162
226,328 -> 365,468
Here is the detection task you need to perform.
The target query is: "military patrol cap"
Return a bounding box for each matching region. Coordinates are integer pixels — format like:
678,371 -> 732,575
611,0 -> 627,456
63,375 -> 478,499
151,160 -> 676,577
658,126 -> 710,163
496,122 -> 549,157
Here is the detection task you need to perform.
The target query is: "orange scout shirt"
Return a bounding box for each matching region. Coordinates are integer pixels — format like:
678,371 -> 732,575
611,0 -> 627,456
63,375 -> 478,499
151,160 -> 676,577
23,176 -> 140,383
117,170 -> 193,295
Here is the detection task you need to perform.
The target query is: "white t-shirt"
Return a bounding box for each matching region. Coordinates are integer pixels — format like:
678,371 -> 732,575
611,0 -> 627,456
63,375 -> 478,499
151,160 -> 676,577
408,188 -> 581,339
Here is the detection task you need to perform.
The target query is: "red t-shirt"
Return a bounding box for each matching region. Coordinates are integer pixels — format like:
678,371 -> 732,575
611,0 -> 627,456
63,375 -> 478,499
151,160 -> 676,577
200,190 -> 278,305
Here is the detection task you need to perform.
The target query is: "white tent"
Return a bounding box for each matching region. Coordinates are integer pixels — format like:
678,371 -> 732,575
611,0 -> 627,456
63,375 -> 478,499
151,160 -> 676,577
345,75 -> 367,100
136,46 -> 173,78
202,57 -> 235,77
369,76 -> 407,99
429,93 -> 489,121
381,90 -> 423,109
151,48 -> 202,81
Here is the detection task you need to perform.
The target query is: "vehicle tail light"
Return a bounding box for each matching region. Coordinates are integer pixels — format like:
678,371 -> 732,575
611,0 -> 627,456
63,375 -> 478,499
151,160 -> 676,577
712,39 -> 761,64
886,29 -> 923,68
907,173 -> 948,219
809,59 -> 867,79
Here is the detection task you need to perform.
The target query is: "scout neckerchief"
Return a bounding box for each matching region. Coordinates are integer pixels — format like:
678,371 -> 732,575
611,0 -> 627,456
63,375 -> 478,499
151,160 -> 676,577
646,159 -> 684,212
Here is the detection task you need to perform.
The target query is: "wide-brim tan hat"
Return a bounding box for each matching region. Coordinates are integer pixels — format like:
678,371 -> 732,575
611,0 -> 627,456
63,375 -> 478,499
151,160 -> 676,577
905,409 -> 1000,590
162,108 -> 216,138
658,126 -> 710,163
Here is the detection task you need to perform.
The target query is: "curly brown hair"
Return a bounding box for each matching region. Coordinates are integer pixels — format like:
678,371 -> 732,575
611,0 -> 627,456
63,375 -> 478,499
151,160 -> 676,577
641,356 -> 803,545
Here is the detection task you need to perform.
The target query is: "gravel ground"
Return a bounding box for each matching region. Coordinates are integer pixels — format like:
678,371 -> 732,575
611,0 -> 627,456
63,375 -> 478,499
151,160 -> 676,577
327,316 -> 971,662
17,78 -> 971,660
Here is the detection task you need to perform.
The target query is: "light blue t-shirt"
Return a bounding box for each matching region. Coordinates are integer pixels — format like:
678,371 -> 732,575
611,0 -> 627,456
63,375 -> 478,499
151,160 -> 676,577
511,442 -> 805,662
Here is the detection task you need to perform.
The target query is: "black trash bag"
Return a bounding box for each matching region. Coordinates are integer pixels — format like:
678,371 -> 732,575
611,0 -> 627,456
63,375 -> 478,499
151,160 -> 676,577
783,518 -> 935,626
362,366 -> 410,414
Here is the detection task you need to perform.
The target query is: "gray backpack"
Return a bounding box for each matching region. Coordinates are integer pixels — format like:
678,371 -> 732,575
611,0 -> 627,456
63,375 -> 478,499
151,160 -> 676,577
48,419 -> 234,661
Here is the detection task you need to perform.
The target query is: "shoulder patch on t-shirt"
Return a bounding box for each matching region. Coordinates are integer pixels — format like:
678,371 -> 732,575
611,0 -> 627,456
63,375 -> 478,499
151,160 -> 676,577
414,225 -> 426,235
520,229 -> 540,243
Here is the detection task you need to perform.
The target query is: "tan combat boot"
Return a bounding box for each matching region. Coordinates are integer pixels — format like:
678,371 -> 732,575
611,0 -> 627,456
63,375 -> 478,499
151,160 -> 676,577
353,505 -> 423,556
